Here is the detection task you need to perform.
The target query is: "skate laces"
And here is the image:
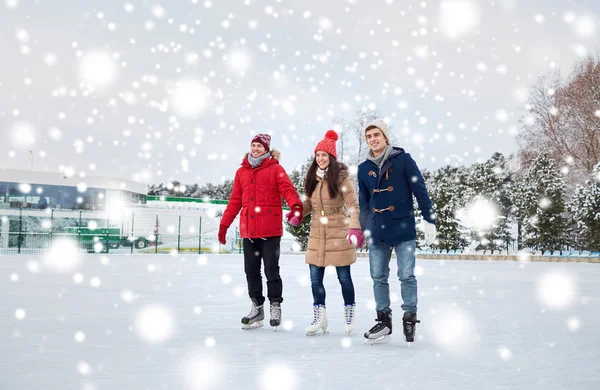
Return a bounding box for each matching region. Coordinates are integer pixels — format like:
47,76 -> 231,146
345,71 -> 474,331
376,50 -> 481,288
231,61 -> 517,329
344,305 -> 355,325
310,305 -> 322,325
270,303 -> 281,321
248,303 -> 260,317
370,320 -> 385,332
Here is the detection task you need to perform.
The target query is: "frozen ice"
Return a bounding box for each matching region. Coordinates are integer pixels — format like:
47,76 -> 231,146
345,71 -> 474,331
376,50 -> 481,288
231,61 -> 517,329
537,271 -> 577,310
44,239 -> 81,273
0,255 -> 599,388
134,303 -> 175,344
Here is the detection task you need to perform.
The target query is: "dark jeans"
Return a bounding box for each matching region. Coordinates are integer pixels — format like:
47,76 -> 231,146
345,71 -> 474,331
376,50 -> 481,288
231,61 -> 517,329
309,264 -> 355,306
243,237 -> 282,305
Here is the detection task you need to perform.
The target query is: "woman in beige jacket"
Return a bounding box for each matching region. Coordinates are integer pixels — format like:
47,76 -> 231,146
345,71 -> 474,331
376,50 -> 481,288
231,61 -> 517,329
292,130 -> 364,336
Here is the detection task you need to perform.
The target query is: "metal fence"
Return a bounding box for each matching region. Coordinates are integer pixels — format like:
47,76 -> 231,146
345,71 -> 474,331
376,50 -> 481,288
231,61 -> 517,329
0,207 -> 298,255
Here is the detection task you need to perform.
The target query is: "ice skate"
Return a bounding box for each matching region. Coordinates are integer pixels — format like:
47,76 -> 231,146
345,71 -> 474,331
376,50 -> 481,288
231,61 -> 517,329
402,312 -> 420,343
306,305 -> 328,336
269,302 -> 281,331
343,304 -> 355,336
364,311 -> 392,345
241,298 -> 264,330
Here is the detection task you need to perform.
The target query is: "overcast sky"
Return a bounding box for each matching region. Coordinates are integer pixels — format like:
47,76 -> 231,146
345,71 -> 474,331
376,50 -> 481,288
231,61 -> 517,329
1,0 -> 599,186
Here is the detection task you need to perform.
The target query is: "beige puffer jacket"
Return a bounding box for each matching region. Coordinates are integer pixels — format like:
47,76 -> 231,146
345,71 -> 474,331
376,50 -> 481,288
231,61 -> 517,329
303,164 -> 361,267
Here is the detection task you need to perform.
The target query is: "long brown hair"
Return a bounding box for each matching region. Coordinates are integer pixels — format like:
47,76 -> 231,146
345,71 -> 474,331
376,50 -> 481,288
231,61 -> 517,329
305,155 -> 341,199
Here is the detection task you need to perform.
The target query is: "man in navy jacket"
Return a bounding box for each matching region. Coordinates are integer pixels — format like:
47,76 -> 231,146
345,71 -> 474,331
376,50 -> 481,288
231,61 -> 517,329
358,118 -> 437,344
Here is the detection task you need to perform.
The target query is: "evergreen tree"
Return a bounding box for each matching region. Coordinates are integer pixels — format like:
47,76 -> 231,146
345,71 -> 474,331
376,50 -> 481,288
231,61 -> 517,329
429,165 -> 469,250
520,151 -> 567,252
465,153 -> 514,253
284,156 -> 314,251
567,163 -> 600,251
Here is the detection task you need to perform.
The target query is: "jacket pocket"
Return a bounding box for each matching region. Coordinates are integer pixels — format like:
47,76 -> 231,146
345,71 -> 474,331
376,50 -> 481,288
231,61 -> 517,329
258,208 -> 283,236
239,208 -> 249,234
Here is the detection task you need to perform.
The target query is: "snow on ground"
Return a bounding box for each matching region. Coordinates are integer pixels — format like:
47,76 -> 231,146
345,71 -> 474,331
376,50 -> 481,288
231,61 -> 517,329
1,254 -> 599,390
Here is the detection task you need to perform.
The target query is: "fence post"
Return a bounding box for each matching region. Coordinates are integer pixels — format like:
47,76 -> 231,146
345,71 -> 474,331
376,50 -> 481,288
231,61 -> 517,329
155,214 -> 159,254
198,216 -> 202,254
18,207 -> 23,254
78,210 -> 82,252
177,215 -> 181,254
106,215 -> 110,254
131,213 -> 134,254
49,208 -> 54,249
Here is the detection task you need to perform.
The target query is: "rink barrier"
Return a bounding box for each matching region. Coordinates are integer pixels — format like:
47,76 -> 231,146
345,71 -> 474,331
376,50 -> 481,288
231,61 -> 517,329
283,252 -> 600,263
413,253 -> 599,263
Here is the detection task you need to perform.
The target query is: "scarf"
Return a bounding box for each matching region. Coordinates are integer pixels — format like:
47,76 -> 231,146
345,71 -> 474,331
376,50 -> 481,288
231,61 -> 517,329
316,167 -> 328,179
248,152 -> 271,168
367,144 -> 394,171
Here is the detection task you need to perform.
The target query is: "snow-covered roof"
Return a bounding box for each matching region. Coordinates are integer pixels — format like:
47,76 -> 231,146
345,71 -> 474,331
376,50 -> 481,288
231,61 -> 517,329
0,168 -> 147,195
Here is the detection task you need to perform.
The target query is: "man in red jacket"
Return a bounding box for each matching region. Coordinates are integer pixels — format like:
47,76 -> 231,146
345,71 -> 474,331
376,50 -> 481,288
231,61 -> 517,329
218,133 -> 303,330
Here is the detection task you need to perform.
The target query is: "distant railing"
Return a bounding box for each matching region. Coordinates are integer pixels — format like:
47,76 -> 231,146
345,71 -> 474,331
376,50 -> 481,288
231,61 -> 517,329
0,206 -> 298,255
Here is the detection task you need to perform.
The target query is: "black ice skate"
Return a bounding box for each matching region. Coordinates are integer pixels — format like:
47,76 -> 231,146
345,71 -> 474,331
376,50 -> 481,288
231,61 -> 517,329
402,312 -> 420,343
364,311 -> 392,345
269,302 -> 281,330
241,298 -> 264,330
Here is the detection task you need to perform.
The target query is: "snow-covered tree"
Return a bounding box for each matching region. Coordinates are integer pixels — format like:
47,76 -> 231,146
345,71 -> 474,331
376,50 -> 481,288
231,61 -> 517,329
567,163 -> 600,251
518,56 -> 600,186
464,153 -> 514,253
284,156 -> 313,251
520,151 -> 567,252
429,165 -> 469,250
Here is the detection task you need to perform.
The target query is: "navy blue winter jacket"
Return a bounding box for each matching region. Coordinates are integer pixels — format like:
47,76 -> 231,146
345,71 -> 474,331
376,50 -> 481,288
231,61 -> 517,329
358,147 -> 436,245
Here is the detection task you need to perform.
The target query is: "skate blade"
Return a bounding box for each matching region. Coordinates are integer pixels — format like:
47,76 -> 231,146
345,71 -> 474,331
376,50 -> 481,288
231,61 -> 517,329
242,321 -> 264,330
364,335 -> 391,345
305,329 -> 328,336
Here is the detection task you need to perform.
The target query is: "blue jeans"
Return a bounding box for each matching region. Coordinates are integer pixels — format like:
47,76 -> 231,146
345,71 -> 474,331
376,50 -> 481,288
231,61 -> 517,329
309,264 -> 355,306
369,240 -> 417,313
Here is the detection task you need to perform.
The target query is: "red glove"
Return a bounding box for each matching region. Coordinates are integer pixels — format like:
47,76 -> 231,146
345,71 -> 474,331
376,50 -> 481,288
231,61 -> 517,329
348,228 -> 364,247
218,224 -> 228,245
286,205 -> 303,227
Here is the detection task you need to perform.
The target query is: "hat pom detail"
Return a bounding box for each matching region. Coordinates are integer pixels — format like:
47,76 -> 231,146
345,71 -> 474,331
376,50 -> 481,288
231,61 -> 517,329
324,129 -> 338,142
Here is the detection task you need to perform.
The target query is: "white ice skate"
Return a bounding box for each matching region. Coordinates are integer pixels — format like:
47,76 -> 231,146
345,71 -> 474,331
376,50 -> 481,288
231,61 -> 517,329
343,304 -> 356,336
241,299 -> 264,330
306,305 -> 328,336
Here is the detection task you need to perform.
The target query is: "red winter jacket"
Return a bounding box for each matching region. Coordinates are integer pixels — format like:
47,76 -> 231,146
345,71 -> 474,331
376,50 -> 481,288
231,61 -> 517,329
221,150 -> 302,238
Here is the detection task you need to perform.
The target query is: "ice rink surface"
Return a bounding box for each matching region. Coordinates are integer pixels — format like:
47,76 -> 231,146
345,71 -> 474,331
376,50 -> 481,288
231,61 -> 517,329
1,253 -> 599,390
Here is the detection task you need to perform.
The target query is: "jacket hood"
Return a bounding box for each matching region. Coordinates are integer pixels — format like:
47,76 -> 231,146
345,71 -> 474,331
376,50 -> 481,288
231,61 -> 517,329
389,146 -> 405,157
338,163 -> 350,183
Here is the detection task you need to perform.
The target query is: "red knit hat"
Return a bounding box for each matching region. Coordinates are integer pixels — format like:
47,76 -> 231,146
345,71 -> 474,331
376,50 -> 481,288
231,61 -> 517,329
314,130 -> 339,159
251,133 -> 271,152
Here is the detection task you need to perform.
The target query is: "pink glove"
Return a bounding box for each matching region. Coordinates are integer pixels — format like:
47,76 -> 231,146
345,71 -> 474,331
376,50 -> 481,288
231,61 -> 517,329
285,211 -> 301,227
285,205 -> 303,227
348,228 -> 364,247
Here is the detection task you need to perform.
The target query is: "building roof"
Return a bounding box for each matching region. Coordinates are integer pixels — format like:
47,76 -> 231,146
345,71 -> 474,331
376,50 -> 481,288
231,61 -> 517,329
0,168 -> 147,195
